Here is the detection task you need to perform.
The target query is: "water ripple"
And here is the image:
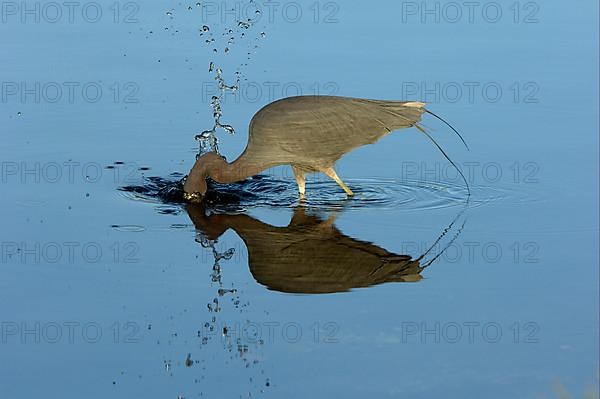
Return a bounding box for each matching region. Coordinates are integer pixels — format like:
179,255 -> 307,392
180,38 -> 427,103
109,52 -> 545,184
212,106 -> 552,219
118,172 -> 531,213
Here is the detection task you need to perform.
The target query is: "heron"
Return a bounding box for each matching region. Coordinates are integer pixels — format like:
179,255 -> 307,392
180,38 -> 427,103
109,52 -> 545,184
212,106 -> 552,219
183,95 -> 468,201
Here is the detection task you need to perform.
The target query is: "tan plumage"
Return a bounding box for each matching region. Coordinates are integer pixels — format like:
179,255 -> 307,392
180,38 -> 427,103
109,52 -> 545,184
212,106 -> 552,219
183,95 -> 444,200
244,96 -> 426,170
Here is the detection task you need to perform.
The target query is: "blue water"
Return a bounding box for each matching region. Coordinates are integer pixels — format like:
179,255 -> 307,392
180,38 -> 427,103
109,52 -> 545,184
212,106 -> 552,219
1,1 -> 598,398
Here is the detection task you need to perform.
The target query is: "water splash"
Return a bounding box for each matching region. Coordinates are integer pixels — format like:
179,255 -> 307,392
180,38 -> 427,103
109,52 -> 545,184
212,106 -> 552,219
194,66 -> 239,155
192,1 -> 268,157
192,221 -> 268,395
157,3 -> 267,158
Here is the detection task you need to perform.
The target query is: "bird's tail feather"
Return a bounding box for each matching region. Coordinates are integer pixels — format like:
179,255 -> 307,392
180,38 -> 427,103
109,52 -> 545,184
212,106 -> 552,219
425,109 -> 470,151
365,99 -> 470,196
414,123 -> 471,196
386,102 -> 470,196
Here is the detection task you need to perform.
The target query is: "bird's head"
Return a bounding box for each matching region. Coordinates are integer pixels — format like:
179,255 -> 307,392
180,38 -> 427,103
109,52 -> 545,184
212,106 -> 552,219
183,152 -> 225,202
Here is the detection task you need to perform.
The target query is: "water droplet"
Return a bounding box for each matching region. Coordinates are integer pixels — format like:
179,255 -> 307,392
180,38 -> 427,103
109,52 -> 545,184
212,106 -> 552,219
111,225 -> 146,232
220,124 -> 235,134
202,25 -> 209,32
185,353 -> 193,367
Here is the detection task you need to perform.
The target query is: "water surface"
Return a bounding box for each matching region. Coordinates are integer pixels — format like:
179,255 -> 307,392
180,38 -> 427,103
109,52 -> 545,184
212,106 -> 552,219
0,1 -> 598,398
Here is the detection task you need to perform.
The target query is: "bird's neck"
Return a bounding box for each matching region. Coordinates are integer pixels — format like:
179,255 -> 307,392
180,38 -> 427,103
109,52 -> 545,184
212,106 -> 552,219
207,152 -> 264,184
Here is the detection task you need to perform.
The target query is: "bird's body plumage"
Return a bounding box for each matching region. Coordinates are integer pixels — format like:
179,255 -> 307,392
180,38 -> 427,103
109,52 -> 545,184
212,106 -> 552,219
240,96 -> 426,172
183,95 -> 452,200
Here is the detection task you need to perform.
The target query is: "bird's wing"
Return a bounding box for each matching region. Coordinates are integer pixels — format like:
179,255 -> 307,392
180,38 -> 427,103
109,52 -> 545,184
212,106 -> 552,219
244,96 -> 426,165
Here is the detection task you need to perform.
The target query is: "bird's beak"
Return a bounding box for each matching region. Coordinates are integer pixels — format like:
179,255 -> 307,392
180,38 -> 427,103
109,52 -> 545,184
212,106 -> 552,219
183,191 -> 204,203
183,159 -> 208,202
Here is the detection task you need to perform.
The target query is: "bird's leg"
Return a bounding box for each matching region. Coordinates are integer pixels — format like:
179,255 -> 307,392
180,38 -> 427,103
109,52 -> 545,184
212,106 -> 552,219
292,166 -> 306,199
322,167 -> 354,197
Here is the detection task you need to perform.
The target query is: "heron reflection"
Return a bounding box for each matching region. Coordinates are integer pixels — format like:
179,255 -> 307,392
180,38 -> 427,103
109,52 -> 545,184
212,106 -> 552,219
186,204 -> 465,294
